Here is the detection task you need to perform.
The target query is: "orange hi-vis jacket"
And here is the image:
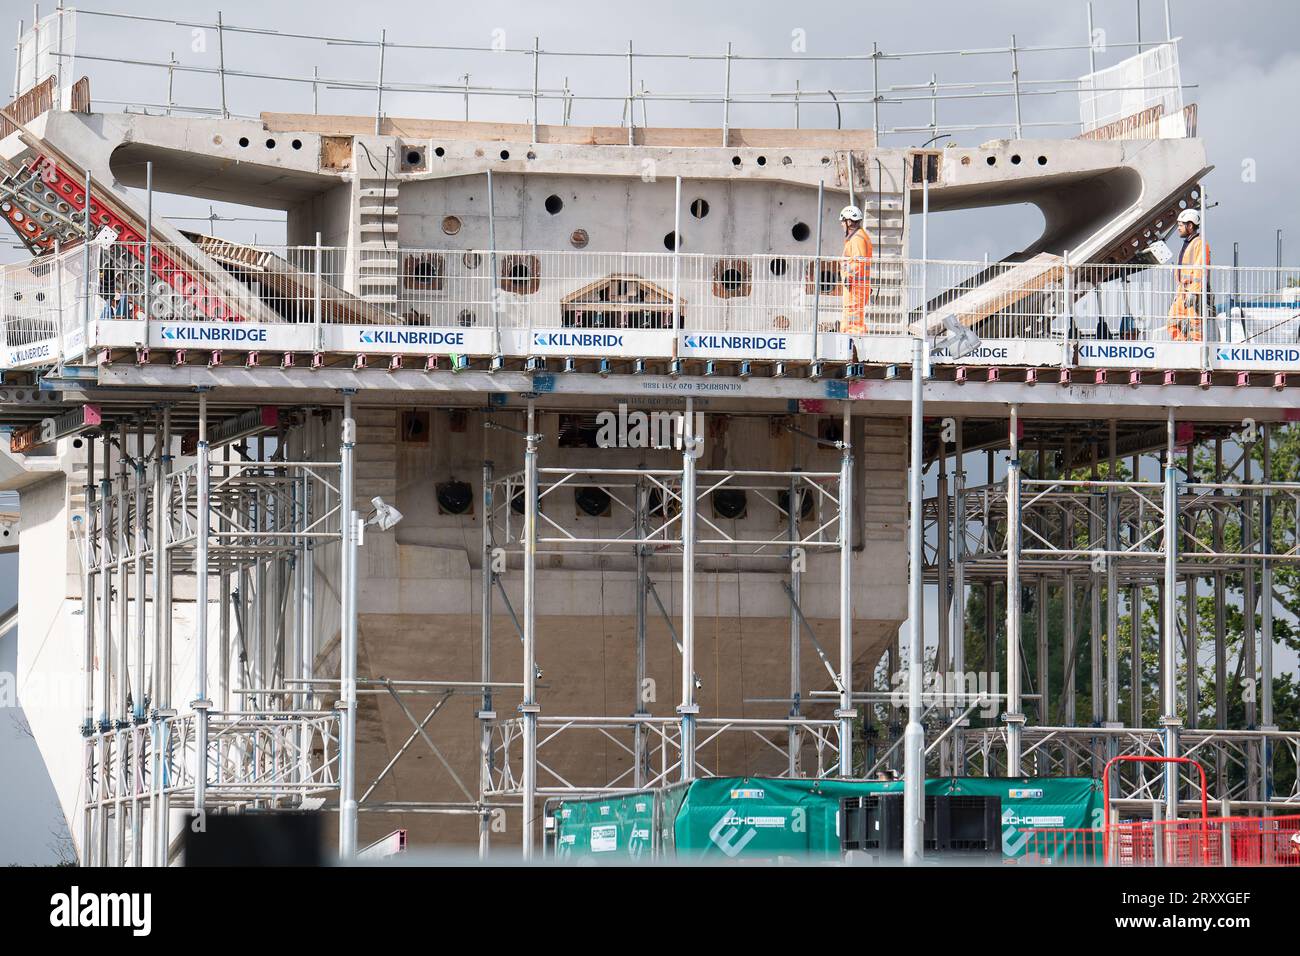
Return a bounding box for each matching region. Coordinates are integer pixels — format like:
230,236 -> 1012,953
1167,232 -> 1209,341
841,227 -> 873,333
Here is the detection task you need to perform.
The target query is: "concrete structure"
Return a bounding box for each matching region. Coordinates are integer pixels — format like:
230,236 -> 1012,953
2,9 -> 1297,865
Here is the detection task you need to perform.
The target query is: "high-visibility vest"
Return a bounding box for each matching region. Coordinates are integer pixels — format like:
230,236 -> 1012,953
1176,233 -> 1209,294
842,228 -> 873,286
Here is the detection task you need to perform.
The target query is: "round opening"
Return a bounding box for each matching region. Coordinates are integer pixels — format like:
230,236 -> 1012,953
690,198 -> 710,219
781,156 -> 792,165
238,137 -> 249,148
778,489 -> 815,521
986,155 -> 996,166
791,222 -> 811,242
569,228 -> 589,249
458,309 -> 476,326
463,252 -> 482,269
406,149 -> 422,165
442,215 -> 462,236
434,146 -> 445,157
756,155 -> 767,166
731,156 -> 742,166
544,194 -> 564,215
717,268 -> 746,293
1010,154 -> 1021,165
436,480 -> 474,515
712,489 -> 747,520
664,231 -> 681,251
499,149 -> 510,160
1037,155 -> 1047,166
574,486 -> 611,517
768,258 -> 788,277
265,138 -> 276,149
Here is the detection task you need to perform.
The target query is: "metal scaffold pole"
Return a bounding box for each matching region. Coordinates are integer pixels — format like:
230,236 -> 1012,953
635,474 -> 649,784
1161,409 -> 1180,820
80,433 -> 96,863
153,406 -> 171,867
1106,420 -> 1119,730
194,393 -> 212,826
902,336 -> 925,864
679,397 -> 698,781
97,430 -> 111,866
338,393 -> 359,858
521,401 -> 540,858
951,417 -> 966,774
479,458 -> 494,858
1005,404 -> 1024,774
131,420 -> 146,867
837,402 -> 854,778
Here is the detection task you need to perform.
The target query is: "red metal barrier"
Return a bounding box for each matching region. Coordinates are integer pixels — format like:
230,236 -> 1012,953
1022,815 -> 1300,867
1102,755 -> 1210,866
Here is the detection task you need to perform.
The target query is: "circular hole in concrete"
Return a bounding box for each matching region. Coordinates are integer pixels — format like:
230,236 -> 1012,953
265,138 -> 276,149
544,194 -> 564,215
769,258 -> 788,276
406,149 -> 422,165
986,155 -> 996,165
1010,154 -> 1021,165
499,149 -> 510,160
442,215 -> 462,236
791,222 -> 810,242
690,198 -> 710,219
756,155 -> 767,166
1037,155 -> 1047,165
238,137 -> 249,148
664,231 -> 681,251
291,139 -> 303,150
731,156 -> 742,166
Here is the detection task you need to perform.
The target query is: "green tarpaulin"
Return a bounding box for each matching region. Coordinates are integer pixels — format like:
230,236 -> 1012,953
552,776 -> 1103,862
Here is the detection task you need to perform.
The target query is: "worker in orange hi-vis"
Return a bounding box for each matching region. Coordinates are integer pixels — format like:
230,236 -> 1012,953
1167,208 -> 1210,342
839,205 -> 873,334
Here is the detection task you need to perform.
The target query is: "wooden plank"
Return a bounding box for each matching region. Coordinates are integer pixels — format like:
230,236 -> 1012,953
261,112 -> 874,150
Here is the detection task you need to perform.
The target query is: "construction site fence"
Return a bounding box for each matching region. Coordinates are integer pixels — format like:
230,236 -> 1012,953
1022,814 -> 1300,867
4,242 -> 1300,365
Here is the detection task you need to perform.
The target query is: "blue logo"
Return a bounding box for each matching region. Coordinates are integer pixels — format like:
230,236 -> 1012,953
532,332 -> 623,348
159,325 -> 267,343
1216,346 -> 1300,364
357,328 -> 465,347
682,334 -> 789,352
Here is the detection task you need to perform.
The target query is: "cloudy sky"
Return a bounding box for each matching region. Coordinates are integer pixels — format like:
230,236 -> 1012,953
1,0 -> 1298,862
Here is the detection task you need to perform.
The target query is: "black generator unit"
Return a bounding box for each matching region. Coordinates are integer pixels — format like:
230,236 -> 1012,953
841,793 -> 1002,859
928,795 -> 1002,857
841,794 -> 904,854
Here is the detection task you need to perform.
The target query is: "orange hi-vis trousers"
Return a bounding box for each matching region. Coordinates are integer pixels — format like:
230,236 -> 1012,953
841,228 -> 873,333
1167,234 -> 1209,342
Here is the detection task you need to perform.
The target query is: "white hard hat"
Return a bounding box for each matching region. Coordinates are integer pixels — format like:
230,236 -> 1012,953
839,204 -> 863,222
1177,208 -> 1201,227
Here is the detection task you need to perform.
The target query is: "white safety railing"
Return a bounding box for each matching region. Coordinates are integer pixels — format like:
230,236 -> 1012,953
17,8 -> 1195,144
0,241 -> 96,366
12,240 -> 1300,367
